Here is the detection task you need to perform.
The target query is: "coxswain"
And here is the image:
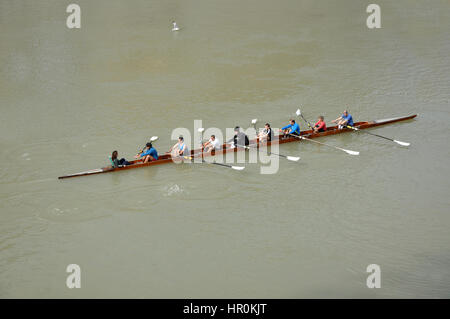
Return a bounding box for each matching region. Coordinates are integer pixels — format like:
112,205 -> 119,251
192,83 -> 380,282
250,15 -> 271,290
110,151 -> 131,168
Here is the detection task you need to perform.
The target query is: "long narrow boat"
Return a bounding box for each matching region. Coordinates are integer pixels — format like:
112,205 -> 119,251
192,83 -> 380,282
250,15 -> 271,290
58,114 -> 417,179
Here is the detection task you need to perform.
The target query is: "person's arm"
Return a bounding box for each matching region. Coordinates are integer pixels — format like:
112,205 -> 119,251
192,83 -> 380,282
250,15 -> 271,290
140,149 -> 152,158
168,143 -> 178,153
332,116 -> 342,123
281,124 -> 291,130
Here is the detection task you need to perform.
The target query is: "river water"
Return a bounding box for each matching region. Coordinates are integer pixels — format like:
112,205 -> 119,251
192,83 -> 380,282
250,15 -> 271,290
1,0 -> 449,298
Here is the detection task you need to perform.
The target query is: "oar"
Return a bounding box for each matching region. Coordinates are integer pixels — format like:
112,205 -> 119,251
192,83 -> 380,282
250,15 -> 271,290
195,127 -> 245,170
345,125 -> 410,146
296,108 -> 315,131
289,134 -> 360,156
182,156 -> 245,171
240,145 -> 300,162
251,118 -> 258,131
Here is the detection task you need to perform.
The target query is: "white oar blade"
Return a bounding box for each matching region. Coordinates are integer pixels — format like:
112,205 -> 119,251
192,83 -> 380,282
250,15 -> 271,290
198,128 -> 205,133
394,140 -> 410,146
150,136 -> 159,142
287,156 -> 300,162
231,166 -> 245,171
251,119 -> 258,125
344,149 -> 359,156
296,109 -> 301,116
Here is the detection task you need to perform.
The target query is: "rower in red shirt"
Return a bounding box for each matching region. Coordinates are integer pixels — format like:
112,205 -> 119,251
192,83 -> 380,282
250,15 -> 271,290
314,115 -> 327,133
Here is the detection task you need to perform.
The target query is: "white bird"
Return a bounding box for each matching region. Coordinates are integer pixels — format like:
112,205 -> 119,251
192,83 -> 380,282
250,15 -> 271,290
172,21 -> 180,31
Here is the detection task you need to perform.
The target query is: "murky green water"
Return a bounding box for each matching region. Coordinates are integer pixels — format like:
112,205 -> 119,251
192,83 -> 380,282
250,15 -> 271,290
1,0 -> 449,298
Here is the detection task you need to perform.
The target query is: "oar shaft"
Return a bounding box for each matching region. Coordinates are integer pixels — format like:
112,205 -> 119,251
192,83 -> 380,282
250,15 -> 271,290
351,127 -> 395,142
294,135 -> 329,147
183,155 -> 243,170
300,114 -> 314,131
288,133 -> 359,155
241,145 -> 286,159
209,161 -> 233,168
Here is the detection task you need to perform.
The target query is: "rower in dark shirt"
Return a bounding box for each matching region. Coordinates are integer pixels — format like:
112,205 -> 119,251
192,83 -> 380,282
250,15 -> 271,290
257,123 -> 273,142
228,126 -> 249,148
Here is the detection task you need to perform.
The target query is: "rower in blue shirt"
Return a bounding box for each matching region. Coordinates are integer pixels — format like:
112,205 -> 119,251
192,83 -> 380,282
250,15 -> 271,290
168,136 -> 190,157
280,119 -> 301,136
332,109 -> 354,129
134,142 -> 158,163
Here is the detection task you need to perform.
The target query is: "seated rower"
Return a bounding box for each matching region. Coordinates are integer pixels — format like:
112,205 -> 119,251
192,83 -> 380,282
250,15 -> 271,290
110,151 -> 131,168
332,109 -> 354,129
280,119 -> 300,136
313,116 -> 327,133
135,142 -> 158,163
227,126 -> 249,148
203,135 -> 221,153
169,136 -> 189,157
257,123 -> 273,142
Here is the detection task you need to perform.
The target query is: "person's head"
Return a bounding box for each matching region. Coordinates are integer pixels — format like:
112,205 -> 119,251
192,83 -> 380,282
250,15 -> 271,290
146,142 -> 152,149
112,150 -> 118,159
318,115 -> 324,121
178,136 -> 184,142
234,126 -> 240,133
211,135 -> 215,141
343,110 -> 348,116
290,119 -> 295,125
265,123 -> 270,129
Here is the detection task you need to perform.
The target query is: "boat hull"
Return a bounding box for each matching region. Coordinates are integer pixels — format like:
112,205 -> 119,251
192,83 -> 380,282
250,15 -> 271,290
58,114 -> 417,179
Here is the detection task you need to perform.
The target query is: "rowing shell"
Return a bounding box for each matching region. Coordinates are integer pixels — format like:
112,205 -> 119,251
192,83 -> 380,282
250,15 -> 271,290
58,114 -> 417,179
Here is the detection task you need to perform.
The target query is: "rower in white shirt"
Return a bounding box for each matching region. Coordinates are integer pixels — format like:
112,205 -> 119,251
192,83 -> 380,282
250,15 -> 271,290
203,135 -> 221,153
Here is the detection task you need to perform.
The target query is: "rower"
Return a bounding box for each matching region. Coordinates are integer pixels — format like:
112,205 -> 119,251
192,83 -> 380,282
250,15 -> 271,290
227,126 -> 249,148
332,109 -> 354,129
135,142 -> 158,163
203,134 -> 221,153
280,119 -> 300,136
257,123 -> 273,142
313,116 -> 327,133
110,151 -> 131,168
169,136 -> 189,157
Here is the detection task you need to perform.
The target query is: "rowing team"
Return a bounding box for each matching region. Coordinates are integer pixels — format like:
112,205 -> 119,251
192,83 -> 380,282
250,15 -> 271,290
108,110 -> 354,168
